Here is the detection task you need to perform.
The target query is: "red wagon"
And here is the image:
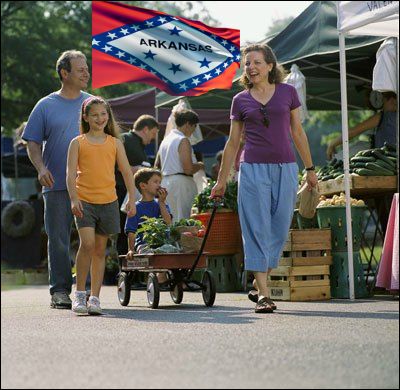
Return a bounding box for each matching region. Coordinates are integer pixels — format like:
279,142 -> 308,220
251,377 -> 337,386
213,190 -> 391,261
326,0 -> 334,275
117,203 -> 220,309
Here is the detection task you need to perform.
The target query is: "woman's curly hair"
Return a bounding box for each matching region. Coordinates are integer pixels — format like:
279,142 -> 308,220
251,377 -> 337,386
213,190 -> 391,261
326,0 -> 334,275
239,44 -> 287,89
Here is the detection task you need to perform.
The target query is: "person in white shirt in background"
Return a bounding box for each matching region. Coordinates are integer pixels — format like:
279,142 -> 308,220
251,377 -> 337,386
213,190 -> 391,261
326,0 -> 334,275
156,109 -> 204,222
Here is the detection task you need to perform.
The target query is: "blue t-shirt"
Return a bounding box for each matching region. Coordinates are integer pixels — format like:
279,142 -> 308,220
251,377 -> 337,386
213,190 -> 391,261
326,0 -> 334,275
125,199 -> 172,250
22,91 -> 91,193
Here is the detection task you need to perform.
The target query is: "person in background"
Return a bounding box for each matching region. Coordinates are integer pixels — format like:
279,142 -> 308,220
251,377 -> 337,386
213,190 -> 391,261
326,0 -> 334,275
115,115 -> 160,255
156,109 -> 204,222
327,91 -> 397,159
67,96 -> 136,315
22,50 -> 91,309
211,44 -> 318,313
211,151 -> 223,181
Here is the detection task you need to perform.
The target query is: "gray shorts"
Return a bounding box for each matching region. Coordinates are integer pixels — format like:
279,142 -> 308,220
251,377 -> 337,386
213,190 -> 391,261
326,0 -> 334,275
74,200 -> 120,236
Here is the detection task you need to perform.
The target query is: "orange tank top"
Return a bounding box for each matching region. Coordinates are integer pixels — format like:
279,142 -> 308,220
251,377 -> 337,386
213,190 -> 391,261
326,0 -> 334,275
76,134 -> 118,204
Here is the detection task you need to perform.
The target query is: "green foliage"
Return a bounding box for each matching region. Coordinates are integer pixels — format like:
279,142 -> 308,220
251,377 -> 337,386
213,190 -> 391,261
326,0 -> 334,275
136,216 -> 172,248
169,218 -> 202,241
172,218 -> 202,228
1,1 -> 217,133
300,110 -> 375,166
321,132 -> 342,147
193,180 -> 238,213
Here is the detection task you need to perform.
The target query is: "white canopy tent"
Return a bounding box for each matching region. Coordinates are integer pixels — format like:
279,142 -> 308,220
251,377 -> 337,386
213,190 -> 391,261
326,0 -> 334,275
336,1 -> 399,299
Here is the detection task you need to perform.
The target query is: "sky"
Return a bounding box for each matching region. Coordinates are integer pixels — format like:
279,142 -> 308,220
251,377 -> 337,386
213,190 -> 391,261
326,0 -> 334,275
202,1 -> 314,43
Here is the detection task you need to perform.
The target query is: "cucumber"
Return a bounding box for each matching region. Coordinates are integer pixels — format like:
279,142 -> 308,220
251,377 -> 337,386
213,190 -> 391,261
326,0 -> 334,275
350,156 -> 376,163
359,150 -> 374,157
372,150 -> 395,166
321,174 -> 334,181
355,168 -> 381,176
350,162 -> 368,168
365,162 -> 395,175
384,151 -> 397,158
374,159 -> 395,171
384,142 -> 396,152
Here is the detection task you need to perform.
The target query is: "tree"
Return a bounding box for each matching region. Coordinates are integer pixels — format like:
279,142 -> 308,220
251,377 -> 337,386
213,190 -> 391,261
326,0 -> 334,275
1,1 -> 217,135
265,16 -> 294,38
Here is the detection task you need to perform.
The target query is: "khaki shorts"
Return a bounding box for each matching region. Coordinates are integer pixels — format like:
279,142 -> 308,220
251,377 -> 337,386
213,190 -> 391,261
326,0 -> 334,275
74,200 -> 120,235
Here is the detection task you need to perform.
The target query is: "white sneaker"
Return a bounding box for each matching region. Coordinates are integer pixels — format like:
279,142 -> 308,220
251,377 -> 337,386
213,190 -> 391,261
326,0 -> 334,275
72,291 -> 87,314
87,296 -> 102,315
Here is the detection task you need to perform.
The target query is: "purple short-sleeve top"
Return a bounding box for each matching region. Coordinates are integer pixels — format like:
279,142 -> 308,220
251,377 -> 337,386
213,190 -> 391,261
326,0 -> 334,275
230,83 -> 301,164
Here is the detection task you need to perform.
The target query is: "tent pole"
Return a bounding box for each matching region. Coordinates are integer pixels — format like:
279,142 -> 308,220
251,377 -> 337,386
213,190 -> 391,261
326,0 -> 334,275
339,32 -> 355,300
300,58 -> 371,83
155,106 -> 159,157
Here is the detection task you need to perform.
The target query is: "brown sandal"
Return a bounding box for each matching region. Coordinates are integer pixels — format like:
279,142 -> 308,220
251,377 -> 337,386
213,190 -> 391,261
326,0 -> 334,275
265,297 -> 277,311
255,297 -> 274,313
248,292 -> 277,310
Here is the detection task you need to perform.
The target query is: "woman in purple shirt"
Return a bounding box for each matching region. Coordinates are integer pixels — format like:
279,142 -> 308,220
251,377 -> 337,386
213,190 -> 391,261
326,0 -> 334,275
211,44 -> 318,313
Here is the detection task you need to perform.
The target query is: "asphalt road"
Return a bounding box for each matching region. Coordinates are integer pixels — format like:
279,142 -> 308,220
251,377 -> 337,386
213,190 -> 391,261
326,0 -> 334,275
1,286 -> 399,389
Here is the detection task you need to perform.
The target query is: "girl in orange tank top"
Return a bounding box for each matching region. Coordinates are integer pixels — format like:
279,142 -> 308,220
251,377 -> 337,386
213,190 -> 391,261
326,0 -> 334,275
66,96 -> 136,315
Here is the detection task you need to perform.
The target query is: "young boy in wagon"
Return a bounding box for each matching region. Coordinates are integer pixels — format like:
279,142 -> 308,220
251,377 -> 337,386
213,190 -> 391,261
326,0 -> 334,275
125,168 -> 172,258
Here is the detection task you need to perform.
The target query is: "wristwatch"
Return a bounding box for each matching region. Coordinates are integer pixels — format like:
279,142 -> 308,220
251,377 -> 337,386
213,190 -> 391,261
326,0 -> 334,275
305,165 -> 315,171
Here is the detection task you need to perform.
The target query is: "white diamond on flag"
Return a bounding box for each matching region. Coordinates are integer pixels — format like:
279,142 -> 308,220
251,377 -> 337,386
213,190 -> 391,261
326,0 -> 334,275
106,19 -> 236,84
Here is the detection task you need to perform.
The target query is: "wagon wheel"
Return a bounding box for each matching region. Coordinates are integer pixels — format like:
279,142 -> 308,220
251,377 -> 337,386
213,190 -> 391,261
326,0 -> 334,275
166,271 -> 183,304
117,272 -> 131,306
147,273 -> 160,309
202,270 -> 216,307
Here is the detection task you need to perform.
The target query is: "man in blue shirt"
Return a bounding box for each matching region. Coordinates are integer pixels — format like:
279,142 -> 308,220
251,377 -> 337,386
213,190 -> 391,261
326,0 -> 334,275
22,50 -> 91,309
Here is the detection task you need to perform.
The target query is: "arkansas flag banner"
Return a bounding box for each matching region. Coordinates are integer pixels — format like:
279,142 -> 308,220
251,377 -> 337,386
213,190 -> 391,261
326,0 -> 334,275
92,1 -> 240,96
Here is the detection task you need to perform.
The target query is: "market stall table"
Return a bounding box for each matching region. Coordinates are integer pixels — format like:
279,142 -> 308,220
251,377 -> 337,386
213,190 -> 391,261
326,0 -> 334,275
318,175 -> 397,198
318,175 -> 398,291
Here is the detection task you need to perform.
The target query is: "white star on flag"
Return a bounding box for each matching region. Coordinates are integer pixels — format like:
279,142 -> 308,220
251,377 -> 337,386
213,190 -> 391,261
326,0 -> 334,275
92,38 -> 100,46
107,32 -> 117,39
191,78 -> 200,85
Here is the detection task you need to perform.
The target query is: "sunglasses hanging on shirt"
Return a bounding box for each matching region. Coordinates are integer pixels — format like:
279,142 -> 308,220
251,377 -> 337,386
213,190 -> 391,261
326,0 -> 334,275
259,105 -> 270,128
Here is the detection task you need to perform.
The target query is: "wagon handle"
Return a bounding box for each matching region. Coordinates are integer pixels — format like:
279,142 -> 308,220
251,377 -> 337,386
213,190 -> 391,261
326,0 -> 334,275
187,199 -> 221,279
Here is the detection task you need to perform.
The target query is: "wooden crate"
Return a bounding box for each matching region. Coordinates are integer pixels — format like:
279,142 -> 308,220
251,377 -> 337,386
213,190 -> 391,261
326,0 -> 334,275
268,229 -> 332,301
268,285 -> 331,301
281,228 -> 332,266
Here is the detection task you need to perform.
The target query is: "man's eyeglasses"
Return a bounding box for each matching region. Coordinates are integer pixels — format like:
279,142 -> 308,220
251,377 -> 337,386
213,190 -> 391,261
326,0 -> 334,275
260,105 -> 270,127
